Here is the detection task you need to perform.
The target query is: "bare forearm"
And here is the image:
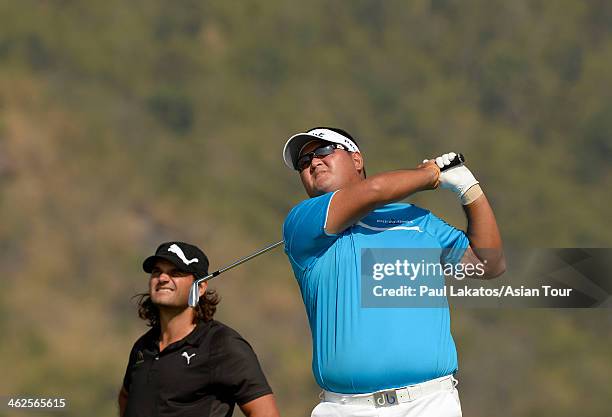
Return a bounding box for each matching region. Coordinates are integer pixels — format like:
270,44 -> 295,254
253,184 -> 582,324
327,167 -> 438,233
240,394 -> 280,417
463,191 -> 505,277
373,169 -> 441,202
118,387 -> 128,417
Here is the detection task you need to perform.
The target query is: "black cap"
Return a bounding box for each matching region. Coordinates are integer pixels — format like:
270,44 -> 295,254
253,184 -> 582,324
143,241 -> 210,278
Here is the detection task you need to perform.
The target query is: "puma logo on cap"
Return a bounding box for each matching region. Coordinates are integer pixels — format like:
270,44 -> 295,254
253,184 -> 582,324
168,244 -> 199,266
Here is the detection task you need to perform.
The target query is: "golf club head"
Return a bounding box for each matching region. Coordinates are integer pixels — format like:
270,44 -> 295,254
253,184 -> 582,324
188,277 -> 207,308
188,282 -> 199,308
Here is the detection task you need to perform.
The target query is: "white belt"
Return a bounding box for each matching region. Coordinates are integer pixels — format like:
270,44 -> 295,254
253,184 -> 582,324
322,375 -> 457,408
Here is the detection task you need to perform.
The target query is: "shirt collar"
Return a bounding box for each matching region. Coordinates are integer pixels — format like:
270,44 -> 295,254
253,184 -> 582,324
182,320 -> 211,347
144,320 -> 212,352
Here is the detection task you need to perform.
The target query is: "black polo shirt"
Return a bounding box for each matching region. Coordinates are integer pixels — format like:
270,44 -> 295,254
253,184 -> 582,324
122,320 -> 272,417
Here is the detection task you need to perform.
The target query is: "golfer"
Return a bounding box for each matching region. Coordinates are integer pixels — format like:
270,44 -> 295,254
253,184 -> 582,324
282,127 -> 505,417
119,241 -> 280,417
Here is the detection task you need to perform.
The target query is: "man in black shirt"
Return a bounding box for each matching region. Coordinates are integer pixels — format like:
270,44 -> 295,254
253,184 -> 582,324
119,241 -> 280,417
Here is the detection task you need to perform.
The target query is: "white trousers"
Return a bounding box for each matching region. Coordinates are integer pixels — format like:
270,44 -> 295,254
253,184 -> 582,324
311,385 -> 462,417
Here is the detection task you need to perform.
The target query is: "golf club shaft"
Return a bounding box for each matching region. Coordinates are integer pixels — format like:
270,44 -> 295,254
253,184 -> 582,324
189,240 -> 284,307
201,240 -> 284,283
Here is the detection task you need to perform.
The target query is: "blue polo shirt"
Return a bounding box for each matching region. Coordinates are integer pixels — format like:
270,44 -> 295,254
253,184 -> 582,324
283,192 -> 469,394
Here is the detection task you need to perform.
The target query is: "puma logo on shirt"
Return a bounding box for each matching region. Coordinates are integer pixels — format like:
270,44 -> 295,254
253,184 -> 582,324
182,351 -> 196,365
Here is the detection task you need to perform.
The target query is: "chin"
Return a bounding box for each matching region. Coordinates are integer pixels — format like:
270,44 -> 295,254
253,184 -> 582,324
156,301 -> 188,311
307,187 -> 324,197
152,296 -> 179,306
310,180 -> 337,196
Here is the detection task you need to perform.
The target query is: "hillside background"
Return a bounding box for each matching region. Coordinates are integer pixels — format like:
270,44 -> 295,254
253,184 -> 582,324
1,1 -> 611,416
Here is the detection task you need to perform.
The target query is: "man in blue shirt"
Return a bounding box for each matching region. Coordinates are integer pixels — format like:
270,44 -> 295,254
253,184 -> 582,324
282,127 -> 505,417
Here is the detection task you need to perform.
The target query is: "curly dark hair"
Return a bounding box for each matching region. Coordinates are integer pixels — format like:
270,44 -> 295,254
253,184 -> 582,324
134,288 -> 220,328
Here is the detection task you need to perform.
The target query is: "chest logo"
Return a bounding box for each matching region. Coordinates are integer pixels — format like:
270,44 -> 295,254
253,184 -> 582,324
168,244 -> 199,265
135,351 -> 144,365
357,221 -> 422,232
181,351 -> 196,365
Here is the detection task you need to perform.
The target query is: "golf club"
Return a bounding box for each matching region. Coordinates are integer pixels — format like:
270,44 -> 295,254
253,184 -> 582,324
188,153 -> 466,307
189,240 -> 285,307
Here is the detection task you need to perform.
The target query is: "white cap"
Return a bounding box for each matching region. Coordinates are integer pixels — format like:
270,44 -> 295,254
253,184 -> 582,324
282,128 -> 360,170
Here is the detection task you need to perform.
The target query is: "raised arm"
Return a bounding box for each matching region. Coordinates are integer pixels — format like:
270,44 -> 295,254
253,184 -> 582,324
326,163 -> 440,234
462,192 -> 506,278
430,153 -> 505,278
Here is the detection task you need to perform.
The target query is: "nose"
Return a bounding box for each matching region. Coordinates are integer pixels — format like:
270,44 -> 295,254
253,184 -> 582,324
309,156 -> 324,171
158,272 -> 171,282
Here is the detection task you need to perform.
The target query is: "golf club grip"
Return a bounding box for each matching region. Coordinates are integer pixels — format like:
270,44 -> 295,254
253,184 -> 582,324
440,153 -> 465,171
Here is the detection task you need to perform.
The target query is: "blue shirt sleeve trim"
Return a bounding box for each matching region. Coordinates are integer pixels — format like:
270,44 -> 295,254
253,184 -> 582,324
322,190 -> 340,237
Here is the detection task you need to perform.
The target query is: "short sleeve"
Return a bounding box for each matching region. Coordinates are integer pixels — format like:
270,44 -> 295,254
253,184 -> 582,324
283,192 -> 339,270
425,212 -> 469,264
212,330 -> 273,406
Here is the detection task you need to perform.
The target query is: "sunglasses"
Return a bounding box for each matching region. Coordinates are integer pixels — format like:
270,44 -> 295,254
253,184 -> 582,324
296,143 -> 346,171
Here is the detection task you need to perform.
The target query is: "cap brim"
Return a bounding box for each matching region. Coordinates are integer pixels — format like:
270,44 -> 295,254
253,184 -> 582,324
282,133 -> 330,170
142,255 -> 186,273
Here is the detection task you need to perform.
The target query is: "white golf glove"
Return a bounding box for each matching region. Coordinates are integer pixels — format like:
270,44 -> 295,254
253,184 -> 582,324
423,152 -> 482,204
